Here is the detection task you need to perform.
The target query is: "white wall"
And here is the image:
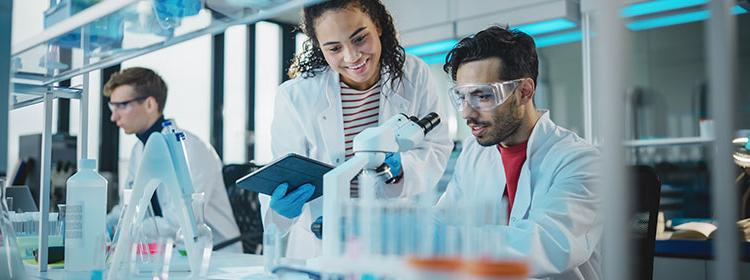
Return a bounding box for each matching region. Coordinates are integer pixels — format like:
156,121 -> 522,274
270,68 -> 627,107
253,22 -> 281,165
223,25 -> 249,164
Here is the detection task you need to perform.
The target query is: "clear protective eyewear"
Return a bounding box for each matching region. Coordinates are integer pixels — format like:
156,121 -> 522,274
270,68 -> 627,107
107,96 -> 148,112
448,78 -> 527,111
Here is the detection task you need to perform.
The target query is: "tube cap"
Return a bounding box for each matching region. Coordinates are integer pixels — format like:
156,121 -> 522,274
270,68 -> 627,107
78,159 -> 96,170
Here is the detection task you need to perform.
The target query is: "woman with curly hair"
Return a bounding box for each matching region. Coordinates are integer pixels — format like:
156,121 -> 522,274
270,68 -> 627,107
259,0 -> 452,259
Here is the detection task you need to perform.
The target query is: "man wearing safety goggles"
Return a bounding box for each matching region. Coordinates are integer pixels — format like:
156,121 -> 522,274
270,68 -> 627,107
437,26 -> 602,280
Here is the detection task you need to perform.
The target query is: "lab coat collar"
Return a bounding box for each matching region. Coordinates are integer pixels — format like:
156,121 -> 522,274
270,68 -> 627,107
379,65 -> 403,98
378,68 -> 410,119
317,70 -> 345,164
508,109 -> 551,223
526,109 -> 552,157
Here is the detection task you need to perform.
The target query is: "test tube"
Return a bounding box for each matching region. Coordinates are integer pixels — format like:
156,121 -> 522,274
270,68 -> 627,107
5,197 -> 13,213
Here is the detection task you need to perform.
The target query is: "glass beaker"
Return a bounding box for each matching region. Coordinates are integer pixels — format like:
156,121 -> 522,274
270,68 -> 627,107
175,192 -> 213,278
0,179 -> 27,279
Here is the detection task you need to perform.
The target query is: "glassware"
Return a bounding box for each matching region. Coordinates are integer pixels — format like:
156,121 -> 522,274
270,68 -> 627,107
127,234 -> 173,279
5,197 -> 12,213
175,192 -> 213,278
57,204 -> 66,244
263,223 -> 280,274
0,179 -> 27,279
126,203 -> 175,278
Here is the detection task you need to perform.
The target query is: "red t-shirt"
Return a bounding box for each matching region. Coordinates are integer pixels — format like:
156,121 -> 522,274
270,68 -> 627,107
498,141 -> 528,222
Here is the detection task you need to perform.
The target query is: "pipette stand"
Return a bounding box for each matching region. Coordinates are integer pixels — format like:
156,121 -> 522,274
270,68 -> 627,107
107,132 -> 203,279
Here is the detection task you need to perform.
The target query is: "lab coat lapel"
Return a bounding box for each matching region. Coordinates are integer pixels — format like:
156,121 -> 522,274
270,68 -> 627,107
509,164 -> 532,225
317,71 -> 345,164
378,72 -> 410,122
508,113 -> 549,225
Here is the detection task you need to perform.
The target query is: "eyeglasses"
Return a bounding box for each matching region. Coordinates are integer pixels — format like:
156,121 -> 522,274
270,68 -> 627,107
107,96 -> 148,112
448,78 -> 527,112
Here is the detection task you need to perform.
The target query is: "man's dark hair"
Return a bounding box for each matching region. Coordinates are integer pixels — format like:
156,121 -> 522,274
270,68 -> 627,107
103,67 -> 168,113
443,26 -> 538,85
287,0 -> 405,88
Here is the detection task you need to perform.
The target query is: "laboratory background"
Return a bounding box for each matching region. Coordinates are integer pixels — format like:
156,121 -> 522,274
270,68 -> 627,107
0,0 -> 749,279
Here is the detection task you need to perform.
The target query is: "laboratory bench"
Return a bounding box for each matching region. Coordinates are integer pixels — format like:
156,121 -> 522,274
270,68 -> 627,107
25,252 -> 274,280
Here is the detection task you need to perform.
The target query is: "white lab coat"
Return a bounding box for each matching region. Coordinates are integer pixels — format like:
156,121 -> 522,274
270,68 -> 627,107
108,123 -> 242,252
437,111 -> 602,280
260,54 -> 453,260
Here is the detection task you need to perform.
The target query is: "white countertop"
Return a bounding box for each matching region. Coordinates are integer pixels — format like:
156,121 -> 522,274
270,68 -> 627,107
25,252 -> 277,280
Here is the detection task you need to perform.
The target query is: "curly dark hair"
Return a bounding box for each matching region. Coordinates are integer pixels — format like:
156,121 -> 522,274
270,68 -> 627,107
443,26 -> 538,85
287,0 -> 405,88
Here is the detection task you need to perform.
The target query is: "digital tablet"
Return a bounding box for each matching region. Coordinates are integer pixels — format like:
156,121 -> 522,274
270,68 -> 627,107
235,153 -> 333,201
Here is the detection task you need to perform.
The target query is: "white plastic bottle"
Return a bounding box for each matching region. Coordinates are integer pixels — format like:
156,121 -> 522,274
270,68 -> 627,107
65,159 -> 108,271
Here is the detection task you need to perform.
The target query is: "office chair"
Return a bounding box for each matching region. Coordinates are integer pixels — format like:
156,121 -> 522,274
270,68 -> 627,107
215,163 -> 265,253
630,165 -> 662,280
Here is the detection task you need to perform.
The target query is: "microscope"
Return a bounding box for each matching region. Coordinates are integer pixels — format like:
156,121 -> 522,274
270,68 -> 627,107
310,112 -> 440,271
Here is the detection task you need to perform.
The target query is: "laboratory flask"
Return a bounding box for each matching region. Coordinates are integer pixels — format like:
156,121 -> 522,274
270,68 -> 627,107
175,192 -> 213,277
0,179 -> 27,280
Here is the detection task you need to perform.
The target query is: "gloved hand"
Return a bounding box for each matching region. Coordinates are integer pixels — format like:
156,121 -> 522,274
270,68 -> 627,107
270,183 -> 315,219
384,152 -> 402,178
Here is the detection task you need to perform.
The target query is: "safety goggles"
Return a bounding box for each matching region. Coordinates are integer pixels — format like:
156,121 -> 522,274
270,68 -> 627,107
448,78 -> 527,112
107,96 -> 148,112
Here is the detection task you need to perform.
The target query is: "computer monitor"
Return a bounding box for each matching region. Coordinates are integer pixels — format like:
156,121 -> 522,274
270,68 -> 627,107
5,185 -> 38,212
17,133 -> 77,210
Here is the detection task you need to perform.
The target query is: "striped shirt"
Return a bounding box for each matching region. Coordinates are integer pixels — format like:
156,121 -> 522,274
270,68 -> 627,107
342,81 -> 381,159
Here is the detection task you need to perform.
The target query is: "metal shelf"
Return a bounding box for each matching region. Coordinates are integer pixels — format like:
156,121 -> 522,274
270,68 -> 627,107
11,0 -> 321,86
624,137 -> 715,147
11,83 -> 82,110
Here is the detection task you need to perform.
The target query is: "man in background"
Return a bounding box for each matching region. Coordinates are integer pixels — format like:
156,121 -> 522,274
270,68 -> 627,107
104,67 -> 241,252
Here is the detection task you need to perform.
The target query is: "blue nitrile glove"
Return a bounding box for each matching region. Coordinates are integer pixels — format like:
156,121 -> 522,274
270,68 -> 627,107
384,152 -> 402,178
270,183 -> 315,219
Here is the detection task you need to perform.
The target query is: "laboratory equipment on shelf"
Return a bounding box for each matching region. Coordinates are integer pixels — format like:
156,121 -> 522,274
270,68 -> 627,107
64,158 -> 108,272
44,0 -> 124,50
0,179 -> 27,280
153,0 -> 202,30
107,121 -> 210,279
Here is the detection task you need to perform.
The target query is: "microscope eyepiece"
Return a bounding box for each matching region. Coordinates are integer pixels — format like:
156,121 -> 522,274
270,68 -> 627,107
416,112 -> 440,134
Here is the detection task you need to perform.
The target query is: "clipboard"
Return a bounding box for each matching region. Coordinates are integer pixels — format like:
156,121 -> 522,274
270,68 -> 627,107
235,153 -> 333,201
